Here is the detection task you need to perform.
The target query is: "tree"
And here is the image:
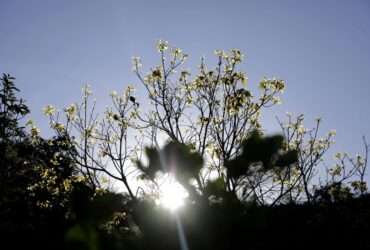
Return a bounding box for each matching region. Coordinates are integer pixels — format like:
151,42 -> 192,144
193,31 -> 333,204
2,39 -> 370,249
0,74 -> 138,250
0,74 -> 80,233
47,41 -> 368,206
0,74 -> 29,140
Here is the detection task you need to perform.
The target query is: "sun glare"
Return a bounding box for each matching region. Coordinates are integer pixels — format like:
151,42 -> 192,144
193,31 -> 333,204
157,175 -> 189,211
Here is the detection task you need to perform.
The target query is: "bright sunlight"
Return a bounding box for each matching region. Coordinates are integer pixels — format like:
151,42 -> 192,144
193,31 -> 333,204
156,174 -> 189,211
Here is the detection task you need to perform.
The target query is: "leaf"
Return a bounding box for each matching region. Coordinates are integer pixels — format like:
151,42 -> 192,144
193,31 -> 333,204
275,150 -> 298,167
136,147 -> 162,180
204,177 -> 227,197
225,130 -> 293,180
136,141 -> 204,183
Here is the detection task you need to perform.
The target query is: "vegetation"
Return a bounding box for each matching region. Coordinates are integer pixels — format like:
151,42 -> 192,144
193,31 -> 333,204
1,41 -> 369,249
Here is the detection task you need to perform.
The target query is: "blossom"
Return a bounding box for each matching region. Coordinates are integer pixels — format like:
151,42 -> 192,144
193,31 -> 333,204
30,126 -> 40,137
329,129 -> 336,136
110,90 -> 118,98
53,122 -> 65,132
172,48 -> 182,57
289,140 -> 298,149
157,40 -> 169,52
64,104 -> 77,119
63,179 -> 73,192
73,176 -> 86,183
237,72 -> 248,85
43,105 -> 56,116
185,95 -> 193,105
100,176 -> 109,184
214,49 -> 227,58
297,125 -> 305,134
259,78 -> 285,92
272,96 -> 282,105
351,181 -> 367,193
131,56 -> 142,71
82,84 -> 92,97
230,49 -> 244,64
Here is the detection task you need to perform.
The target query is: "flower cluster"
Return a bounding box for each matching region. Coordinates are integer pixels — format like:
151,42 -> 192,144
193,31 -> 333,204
100,211 -> 130,234
225,89 -> 252,115
43,105 -> 56,116
27,164 -> 86,211
26,119 -> 40,138
259,77 -> 285,92
214,49 -> 245,65
42,40 -> 368,207
157,39 -> 169,52
64,103 -> 77,120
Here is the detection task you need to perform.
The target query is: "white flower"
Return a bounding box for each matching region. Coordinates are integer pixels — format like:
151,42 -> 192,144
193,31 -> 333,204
272,96 -> 282,105
214,49 -> 227,58
43,105 -> 56,116
110,90 -> 118,98
231,49 -> 244,63
157,40 -> 169,52
172,48 -> 182,57
297,125 -> 305,134
131,56 -> 142,71
64,104 -> 77,119
329,129 -> 336,137
82,84 -> 92,97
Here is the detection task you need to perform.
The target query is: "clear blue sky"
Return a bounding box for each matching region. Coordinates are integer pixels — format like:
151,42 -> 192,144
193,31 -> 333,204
1,0 -> 370,160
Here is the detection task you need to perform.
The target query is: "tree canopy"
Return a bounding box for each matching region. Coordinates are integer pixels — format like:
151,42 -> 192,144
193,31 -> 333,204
1,42 -> 370,249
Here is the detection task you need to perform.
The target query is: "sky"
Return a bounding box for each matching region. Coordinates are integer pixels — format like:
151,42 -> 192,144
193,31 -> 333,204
1,0 -> 370,166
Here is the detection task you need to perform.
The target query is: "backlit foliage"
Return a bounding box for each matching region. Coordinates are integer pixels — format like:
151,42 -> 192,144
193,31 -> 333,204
43,41 -> 369,206
1,42 -> 370,250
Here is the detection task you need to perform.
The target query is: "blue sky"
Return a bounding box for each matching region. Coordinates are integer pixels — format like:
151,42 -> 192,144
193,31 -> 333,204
1,0 -> 370,161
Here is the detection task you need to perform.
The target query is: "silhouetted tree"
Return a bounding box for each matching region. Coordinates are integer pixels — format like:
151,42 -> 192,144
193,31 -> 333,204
47,41 -> 368,206
2,40 -> 370,250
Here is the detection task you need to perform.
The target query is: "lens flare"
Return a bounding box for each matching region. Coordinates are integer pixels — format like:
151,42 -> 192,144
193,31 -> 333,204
157,175 -> 188,211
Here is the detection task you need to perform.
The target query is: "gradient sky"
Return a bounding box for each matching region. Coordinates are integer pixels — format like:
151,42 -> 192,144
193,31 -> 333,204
1,0 -> 370,166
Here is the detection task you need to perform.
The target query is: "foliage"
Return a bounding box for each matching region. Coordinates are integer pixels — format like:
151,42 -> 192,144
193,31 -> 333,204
0,75 -> 132,250
1,41 -> 370,249
46,41 -> 369,206
0,74 -> 29,140
43,84 -> 140,199
133,42 -> 285,192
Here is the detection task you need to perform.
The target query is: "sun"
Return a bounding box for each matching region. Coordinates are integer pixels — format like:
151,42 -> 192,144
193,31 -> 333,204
156,174 -> 189,211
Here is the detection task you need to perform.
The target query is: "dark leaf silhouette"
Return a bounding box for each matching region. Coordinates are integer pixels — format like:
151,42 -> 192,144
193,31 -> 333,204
137,141 -> 203,183
225,130 -> 296,180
